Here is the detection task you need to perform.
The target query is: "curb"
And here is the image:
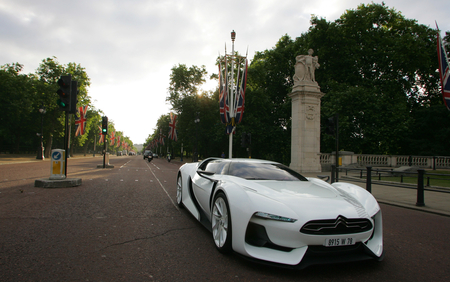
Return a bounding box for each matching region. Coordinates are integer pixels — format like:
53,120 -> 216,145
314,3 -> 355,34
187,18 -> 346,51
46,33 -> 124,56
34,178 -> 82,188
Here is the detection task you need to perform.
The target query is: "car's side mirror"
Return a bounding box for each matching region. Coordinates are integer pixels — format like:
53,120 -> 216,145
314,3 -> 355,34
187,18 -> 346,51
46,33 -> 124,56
197,170 -> 217,182
198,170 -> 214,176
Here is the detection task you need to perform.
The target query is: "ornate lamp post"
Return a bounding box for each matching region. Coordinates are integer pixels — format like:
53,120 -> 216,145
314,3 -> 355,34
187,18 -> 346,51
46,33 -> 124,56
36,104 -> 46,159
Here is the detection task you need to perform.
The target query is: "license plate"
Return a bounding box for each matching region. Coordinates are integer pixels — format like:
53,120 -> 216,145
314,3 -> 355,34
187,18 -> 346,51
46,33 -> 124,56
324,237 -> 356,247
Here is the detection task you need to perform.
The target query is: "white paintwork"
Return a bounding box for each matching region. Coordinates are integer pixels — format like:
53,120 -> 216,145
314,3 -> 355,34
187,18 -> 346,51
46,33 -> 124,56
177,158 -> 383,267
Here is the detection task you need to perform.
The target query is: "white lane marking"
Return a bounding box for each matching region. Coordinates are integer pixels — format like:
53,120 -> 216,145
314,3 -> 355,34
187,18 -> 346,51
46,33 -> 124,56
145,161 -> 178,211
150,162 -> 160,170
120,160 -> 132,169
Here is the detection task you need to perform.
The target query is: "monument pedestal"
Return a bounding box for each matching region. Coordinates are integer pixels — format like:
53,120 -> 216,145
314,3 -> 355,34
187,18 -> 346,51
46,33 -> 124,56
289,82 -> 323,173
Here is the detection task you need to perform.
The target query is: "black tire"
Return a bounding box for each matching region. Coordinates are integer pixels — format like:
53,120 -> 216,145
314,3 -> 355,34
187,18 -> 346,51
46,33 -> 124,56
176,174 -> 184,208
211,192 -> 232,253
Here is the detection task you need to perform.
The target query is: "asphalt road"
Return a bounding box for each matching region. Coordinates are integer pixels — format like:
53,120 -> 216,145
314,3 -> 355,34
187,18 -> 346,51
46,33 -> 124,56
0,156 -> 449,281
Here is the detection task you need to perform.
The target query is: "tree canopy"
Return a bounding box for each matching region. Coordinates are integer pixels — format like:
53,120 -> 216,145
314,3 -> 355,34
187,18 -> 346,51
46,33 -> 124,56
0,57 -> 136,156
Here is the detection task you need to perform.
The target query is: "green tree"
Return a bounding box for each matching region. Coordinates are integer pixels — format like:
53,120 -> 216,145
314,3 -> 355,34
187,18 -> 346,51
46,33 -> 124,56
0,63 -> 45,153
305,3 -> 441,154
164,64 -> 226,159
167,64 -> 207,110
34,57 -> 91,157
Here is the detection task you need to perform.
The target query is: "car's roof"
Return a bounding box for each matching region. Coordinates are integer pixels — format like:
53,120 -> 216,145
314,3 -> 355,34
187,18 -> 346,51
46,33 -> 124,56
206,158 -> 279,164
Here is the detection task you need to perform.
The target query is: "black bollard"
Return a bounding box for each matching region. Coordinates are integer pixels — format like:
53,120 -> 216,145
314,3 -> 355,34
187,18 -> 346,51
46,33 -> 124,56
331,165 -> 336,183
366,167 -> 372,193
416,169 -> 425,206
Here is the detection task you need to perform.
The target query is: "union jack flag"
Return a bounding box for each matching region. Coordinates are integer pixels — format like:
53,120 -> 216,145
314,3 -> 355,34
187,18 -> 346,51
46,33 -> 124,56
159,129 -> 165,145
98,126 -> 105,144
219,59 -> 230,124
168,113 -> 178,141
437,28 -> 450,110
116,135 -> 121,148
75,105 -> 88,136
110,131 -> 115,146
234,59 -> 247,124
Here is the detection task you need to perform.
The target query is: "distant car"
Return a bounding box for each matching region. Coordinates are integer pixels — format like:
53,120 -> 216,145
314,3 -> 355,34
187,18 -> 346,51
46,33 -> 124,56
176,158 -> 384,269
153,153 -> 158,158
143,150 -> 152,159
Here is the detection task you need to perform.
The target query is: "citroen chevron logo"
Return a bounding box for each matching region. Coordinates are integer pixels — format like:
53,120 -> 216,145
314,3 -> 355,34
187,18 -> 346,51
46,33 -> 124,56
300,215 -> 372,235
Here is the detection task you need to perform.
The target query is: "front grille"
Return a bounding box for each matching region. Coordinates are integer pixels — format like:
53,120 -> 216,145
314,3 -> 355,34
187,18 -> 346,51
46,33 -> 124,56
300,215 -> 372,235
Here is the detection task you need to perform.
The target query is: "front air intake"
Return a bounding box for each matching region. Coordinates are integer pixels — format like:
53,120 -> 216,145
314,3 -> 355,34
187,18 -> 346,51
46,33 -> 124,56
300,216 -> 372,235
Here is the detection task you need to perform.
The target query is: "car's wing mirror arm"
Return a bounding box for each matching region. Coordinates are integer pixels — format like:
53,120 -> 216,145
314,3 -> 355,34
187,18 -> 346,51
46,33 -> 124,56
197,170 -> 218,183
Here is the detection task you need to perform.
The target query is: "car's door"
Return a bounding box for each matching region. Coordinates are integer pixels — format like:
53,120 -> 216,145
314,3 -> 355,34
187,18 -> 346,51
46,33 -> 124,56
191,159 -> 227,218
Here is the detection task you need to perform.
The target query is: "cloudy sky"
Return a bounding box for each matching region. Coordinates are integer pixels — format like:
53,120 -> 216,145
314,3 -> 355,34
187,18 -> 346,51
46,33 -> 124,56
1,0 -> 449,145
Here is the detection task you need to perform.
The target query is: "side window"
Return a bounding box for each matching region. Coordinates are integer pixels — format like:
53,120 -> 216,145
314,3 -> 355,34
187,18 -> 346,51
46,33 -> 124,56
204,161 -> 227,174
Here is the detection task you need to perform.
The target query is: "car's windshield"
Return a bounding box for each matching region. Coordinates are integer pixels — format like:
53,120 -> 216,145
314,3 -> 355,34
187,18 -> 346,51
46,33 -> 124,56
227,162 -> 307,181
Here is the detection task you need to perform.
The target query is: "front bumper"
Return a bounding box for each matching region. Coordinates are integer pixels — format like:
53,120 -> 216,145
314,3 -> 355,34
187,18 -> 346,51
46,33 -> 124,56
240,210 -> 383,268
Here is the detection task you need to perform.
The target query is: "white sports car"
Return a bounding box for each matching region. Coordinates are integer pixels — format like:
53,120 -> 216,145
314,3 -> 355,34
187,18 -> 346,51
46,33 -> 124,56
176,158 -> 384,268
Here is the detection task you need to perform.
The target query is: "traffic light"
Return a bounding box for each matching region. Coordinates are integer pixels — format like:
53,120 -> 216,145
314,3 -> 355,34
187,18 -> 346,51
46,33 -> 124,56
69,80 -> 78,114
325,116 -> 336,135
56,76 -> 72,112
102,116 -> 108,135
241,132 -> 251,147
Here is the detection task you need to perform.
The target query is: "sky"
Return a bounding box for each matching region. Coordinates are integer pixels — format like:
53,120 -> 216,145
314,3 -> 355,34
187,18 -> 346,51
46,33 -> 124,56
1,0 -> 449,145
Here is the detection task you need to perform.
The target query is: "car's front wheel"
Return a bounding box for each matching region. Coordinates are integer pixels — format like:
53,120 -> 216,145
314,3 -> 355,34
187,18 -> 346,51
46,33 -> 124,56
176,174 -> 184,208
211,192 -> 232,253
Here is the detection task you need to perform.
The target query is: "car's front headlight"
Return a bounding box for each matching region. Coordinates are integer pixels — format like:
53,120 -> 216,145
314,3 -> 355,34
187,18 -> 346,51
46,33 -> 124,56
254,212 -> 297,223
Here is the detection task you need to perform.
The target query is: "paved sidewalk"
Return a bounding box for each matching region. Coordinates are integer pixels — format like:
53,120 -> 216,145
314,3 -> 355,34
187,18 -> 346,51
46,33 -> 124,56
1,155 -> 449,217
0,154 -> 100,165
302,172 -> 450,217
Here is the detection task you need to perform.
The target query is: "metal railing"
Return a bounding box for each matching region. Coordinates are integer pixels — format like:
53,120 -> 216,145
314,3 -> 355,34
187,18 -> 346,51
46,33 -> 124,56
321,153 -> 450,169
330,165 -> 450,207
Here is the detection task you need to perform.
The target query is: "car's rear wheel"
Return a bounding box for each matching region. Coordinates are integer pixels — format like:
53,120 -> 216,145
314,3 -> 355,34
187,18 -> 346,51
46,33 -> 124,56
212,192 -> 232,253
176,174 -> 184,208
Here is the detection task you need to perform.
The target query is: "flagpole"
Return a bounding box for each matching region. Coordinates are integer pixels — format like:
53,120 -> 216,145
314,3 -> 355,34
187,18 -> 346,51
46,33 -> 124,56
229,30 -> 236,159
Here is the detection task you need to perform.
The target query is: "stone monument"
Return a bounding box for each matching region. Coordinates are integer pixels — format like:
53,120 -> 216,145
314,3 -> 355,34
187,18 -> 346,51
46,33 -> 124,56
289,49 -> 323,173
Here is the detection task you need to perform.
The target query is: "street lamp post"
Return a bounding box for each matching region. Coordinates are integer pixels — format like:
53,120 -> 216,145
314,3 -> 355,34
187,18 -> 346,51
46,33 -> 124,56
36,104 -> 46,159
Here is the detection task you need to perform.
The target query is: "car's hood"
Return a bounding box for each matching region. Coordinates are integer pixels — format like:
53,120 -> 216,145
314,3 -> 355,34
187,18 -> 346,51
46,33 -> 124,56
255,180 -> 338,199
241,178 -> 372,219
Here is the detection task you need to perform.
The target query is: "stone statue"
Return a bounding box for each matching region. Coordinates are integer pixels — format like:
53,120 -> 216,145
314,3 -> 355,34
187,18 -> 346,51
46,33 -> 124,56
293,49 -> 320,83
